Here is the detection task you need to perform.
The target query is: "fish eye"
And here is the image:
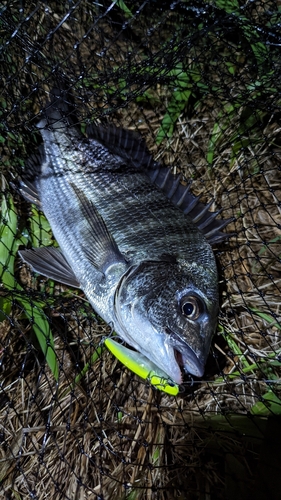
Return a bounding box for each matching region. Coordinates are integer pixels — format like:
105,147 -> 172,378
180,295 -> 203,320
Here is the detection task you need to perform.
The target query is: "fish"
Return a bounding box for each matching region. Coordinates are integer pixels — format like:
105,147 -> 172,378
17,87 -> 231,386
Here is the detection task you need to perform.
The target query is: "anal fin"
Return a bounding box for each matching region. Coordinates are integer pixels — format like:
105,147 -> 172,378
17,179 -> 42,208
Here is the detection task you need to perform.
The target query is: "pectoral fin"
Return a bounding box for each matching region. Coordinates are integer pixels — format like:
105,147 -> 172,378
71,184 -> 127,274
19,247 -> 80,288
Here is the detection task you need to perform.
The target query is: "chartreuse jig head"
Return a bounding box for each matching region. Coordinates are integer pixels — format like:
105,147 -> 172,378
104,338 -> 179,396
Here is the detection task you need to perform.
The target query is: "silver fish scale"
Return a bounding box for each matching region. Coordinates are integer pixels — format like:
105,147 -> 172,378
75,170 -> 207,261
40,131 -> 212,270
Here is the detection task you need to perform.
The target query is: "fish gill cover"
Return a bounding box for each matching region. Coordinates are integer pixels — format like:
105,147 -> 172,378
0,1 -> 281,499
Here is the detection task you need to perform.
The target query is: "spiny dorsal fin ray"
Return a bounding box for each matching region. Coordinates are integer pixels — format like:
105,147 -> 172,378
86,124 -> 156,169
19,88 -> 233,245
86,125 -> 233,244
150,164 -> 234,243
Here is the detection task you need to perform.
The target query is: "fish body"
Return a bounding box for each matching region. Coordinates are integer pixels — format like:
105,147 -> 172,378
19,88 -> 228,385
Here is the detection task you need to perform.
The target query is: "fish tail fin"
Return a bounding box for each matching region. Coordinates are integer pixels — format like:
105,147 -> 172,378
16,82 -> 78,202
38,82 -> 78,130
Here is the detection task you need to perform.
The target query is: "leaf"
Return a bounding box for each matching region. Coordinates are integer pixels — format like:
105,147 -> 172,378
213,0 -> 240,14
249,308 -> 281,331
30,205 -> 54,247
251,391 -> 281,416
116,0 -> 133,18
15,293 -> 59,381
0,178 -> 59,380
156,65 -> 192,144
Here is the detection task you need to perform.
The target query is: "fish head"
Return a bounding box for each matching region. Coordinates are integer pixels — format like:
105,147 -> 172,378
114,258 -> 218,385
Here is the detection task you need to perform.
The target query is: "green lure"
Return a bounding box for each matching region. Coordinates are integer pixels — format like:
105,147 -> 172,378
105,338 -> 179,396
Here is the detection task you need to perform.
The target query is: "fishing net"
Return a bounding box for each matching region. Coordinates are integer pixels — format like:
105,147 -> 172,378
1,1 -> 281,498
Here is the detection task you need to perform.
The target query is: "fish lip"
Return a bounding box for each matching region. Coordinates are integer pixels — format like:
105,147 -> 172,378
166,330 -> 205,378
176,349 -> 205,378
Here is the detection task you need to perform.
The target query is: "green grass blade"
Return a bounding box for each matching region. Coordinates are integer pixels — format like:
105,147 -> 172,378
15,293 -> 59,381
258,235 -> 281,257
0,176 -> 25,317
116,0 -> 133,18
29,205 -> 54,247
249,308 -> 281,331
156,65 -> 193,144
156,90 -> 191,144
215,350 -> 281,383
220,327 -> 251,370
0,179 -> 59,380
72,345 -> 104,387
207,103 -> 237,166
251,391 -> 281,416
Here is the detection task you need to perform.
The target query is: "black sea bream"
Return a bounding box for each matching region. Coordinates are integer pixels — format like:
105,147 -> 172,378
18,88 -> 230,385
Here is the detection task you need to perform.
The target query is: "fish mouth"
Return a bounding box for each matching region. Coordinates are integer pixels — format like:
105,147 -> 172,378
152,338 -> 204,386
167,331 -> 205,380
174,348 -> 205,378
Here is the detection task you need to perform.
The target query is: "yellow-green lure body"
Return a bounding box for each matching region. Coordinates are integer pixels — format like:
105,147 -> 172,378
105,338 -> 179,396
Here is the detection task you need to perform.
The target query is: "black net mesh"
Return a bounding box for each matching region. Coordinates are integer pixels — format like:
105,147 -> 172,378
1,1 -> 281,499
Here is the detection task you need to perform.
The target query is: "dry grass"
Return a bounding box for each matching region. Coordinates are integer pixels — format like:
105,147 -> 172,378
1,1 -> 281,498
2,106 -> 278,497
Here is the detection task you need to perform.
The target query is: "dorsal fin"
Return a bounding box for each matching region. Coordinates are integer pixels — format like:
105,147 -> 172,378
87,125 -> 234,244
86,125 -> 157,169
147,165 -> 234,244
